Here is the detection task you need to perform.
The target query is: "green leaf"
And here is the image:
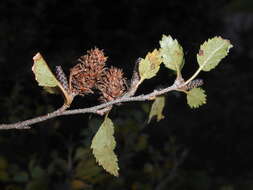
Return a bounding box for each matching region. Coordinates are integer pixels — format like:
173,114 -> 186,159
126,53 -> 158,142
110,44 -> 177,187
32,53 -> 59,87
32,53 -> 73,106
197,36 -> 233,71
91,116 -> 119,176
187,88 -> 207,108
139,49 -> 162,81
159,35 -> 184,72
148,96 -> 165,123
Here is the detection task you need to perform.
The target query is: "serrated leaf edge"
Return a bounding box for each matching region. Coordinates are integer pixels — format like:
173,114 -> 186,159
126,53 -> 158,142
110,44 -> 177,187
91,116 -> 119,177
159,34 -> 184,72
198,37 -> 233,71
186,87 -> 207,109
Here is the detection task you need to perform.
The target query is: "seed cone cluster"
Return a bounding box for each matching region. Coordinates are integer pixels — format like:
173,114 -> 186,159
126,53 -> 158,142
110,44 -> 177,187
69,48 -> 107,95
69,48 -> 126,101
97,67 -> 126,102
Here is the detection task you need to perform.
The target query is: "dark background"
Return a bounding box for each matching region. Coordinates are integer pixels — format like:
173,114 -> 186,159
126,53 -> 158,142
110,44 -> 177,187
0,0 -> 253,189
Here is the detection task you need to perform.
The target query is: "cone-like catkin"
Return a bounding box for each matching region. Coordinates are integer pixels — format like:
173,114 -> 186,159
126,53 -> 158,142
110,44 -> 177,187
69,48 -> 107,96
97,67 -> 127,102
186,79 -> 204,90
55,66 -> 69,91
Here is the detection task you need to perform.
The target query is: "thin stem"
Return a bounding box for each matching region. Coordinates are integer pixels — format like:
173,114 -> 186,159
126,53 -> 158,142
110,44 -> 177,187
0,105 -> 68,130
184,66 -> 203,86
0,62 -> 204,130
0,84 -> 177,130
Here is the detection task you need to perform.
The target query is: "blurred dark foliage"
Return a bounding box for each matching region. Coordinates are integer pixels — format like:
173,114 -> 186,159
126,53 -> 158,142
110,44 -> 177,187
1,0 -> 253,189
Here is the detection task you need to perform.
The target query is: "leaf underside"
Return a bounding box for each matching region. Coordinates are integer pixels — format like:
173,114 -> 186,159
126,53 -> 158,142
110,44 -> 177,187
91,116 -> 119,176
197,36 -> 233,71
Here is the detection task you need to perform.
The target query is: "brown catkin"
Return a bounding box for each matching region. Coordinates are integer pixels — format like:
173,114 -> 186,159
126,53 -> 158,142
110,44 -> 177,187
69,48 -> 107,96
97,67 -> 127,102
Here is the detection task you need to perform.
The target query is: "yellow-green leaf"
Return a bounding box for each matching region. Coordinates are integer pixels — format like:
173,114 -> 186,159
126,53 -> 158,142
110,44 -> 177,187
187,87 -> 207,108
32,53 -> 73,106
91,116 -> 119,176
159,35 -> 184,72
32,53 -> 59,87
139,49 -> 162,81
197,36 -> 233,71
148,96 -> 165,123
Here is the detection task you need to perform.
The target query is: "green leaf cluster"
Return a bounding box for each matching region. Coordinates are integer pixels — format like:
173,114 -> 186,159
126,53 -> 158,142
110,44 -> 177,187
89,35 -> 232,176
138,35 -> 185,83
30,35 -> 232,177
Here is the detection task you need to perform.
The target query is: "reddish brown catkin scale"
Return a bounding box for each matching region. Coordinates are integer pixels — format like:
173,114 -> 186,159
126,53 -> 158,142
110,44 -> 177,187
97,67 -> 127,102
69,48 -> 107,96
55,66 -> 69,91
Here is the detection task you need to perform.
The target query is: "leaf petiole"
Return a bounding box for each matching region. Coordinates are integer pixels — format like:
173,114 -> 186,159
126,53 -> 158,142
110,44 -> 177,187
184,65 -> 203,86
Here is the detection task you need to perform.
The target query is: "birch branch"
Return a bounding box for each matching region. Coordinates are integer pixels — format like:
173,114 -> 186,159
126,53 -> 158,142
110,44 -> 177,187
0,83 -> 179,130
